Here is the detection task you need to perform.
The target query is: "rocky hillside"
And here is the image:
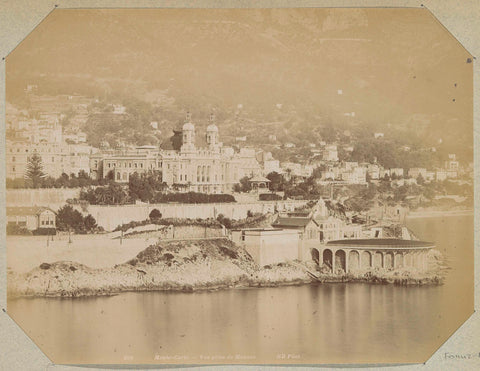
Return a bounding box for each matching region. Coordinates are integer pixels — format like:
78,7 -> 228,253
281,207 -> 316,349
7,238 -> 310,298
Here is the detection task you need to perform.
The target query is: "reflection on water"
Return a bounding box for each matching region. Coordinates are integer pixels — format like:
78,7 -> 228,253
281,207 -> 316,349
7,216 -> 473,364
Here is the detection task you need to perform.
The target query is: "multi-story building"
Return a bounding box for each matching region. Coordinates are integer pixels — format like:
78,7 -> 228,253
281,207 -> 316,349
6,139 -> 93,180
323,144 -> 339,162
94,114 -> 264,194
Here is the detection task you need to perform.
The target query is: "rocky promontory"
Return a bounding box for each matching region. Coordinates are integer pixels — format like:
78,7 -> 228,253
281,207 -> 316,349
7,238 -> 446,298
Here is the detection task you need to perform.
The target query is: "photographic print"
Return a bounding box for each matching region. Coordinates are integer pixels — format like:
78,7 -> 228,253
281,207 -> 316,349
3,5 -> 475,366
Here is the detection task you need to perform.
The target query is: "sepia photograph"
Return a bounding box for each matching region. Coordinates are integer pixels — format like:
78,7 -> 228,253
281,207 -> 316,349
1,3 -> 476,367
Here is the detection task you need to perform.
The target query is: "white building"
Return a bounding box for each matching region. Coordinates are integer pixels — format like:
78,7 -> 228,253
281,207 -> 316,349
96,114 -> 264,193
323,145 -> 338,162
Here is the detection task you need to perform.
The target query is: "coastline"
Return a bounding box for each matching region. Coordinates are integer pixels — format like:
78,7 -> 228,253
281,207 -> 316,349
7,238 -> 447,299
406,208 -> 473,219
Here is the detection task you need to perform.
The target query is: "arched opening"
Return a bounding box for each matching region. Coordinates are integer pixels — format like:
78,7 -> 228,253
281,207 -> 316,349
323,249 -> 333,272
395,253 -> 404,268
311,248 -> 320,265
349,250 -> 360,271
335,249 -> 346,274
361,251 -> 372,268
384,252 -> 394,269
374,251 -> 383,268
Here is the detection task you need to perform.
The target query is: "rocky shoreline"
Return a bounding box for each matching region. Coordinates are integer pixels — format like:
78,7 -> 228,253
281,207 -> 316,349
7,238 -> 447,299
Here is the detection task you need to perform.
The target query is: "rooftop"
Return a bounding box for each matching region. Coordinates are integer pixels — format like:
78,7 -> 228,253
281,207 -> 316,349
7,206 -> 56,216
327,238 -> 434,248
272,217 -> 317,228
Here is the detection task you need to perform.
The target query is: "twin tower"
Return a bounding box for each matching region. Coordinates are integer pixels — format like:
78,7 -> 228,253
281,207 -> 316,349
181,112 -> 220,153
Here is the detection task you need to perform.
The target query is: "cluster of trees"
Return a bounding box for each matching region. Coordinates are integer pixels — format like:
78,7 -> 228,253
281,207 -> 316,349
79,171 -> 237,205
56,205 -> 99,233
128,171 -> 166,202
265,171 -> 327,200
79,183 -> 128,205
153,192 -> 236,204
348,138 -> 442,170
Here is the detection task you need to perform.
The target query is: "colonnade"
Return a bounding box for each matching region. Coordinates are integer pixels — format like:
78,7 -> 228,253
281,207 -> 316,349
312,247 -> 429,274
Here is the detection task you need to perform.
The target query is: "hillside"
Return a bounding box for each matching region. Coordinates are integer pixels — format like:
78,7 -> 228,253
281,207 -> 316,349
6,8 -> 473,160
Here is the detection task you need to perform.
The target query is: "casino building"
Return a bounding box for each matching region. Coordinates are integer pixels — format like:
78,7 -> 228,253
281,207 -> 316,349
92,113 -> 263,194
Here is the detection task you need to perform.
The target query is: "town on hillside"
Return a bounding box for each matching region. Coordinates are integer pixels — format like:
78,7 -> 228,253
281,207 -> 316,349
5,88 -> 473,277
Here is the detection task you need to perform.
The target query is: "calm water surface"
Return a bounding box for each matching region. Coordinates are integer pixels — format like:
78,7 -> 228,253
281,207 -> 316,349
7,215 -> 474,364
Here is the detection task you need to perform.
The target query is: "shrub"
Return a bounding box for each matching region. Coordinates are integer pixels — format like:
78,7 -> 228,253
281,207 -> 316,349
149,209 -> 162,219
259,193 -> 282,201
6,224 -> 32,236
32,228 -> 57,236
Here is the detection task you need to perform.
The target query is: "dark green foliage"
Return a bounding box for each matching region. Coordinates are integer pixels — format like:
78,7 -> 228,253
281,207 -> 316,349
6,224 -> 32,235
216,214 -> 232,228
239,176 -> 252,192
7,171 -> 98,189
113,217 -> 223,232
56,205 -> 99,233
32,228 -> 57,236
149,209 -> 162,219
259,193 -> 282,201
153,192 -> 235,204
128,171 -> 165,202
80,183 -> 128,205
266,171 -> 285,192
83,214 -> 98,232
24,152 -> 46,188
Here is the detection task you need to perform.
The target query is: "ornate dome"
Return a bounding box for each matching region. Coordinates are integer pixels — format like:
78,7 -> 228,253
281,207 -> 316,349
206,124 -> 218,132
182,122 -> 195,131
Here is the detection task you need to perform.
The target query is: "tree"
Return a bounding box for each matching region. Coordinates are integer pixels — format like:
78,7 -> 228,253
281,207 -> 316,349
416,174 -> 425,185
56,205 -> 84,232
149,209 -> 162,219
25,152 -> 46,188
266,171 -> 285,192
83,214 -> 98,232
55,173 -> 70,188
238,176 -> 252,192
128,170 -> 164,202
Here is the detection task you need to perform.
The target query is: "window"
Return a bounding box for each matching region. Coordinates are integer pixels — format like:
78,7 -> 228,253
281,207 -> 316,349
140,163 -> 143,168
12,156 -> 15,162
52,157 -> 55,162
